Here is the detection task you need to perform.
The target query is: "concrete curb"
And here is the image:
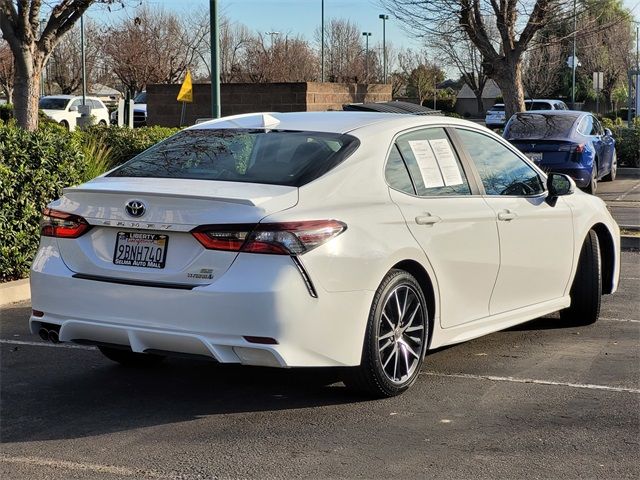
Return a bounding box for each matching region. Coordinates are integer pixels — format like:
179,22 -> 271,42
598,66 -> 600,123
618,168 -> 640,178
621,235 -> 640,251
0,278 -> 30,307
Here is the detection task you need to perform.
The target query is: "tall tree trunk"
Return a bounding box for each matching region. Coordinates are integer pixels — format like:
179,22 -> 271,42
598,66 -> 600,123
473,90 -> 484,115
492,57 -> 525,120
13,48 -> 43,132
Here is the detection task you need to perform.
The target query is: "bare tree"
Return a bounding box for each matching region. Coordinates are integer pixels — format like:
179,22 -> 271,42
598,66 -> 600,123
381,0 -> 568,118
46,19 -> 101,94
396,49 -> 444,105
102,6 -> 206,95
219,18 -> 251,83
0,37 -> 13,102
429,29 -> 487,115
243,33 -> 318,83
0,0 -> 118,130
523,41 -> 565,98
315,18 -> 366,83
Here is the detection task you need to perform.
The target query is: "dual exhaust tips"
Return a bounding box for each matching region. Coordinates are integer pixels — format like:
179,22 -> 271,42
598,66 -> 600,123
38,324 -> 60,344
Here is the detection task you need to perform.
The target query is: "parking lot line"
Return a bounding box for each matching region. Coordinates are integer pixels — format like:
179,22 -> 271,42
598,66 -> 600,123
422,371 -> 640,394
0,455 -> 168,479
600,317 -> 640,323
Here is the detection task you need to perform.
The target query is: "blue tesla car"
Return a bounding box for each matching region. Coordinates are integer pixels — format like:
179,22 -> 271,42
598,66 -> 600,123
503,111 -> 617,193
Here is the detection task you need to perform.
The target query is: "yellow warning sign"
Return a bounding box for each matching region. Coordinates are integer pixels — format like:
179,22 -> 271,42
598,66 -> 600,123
177,70 -> 193,103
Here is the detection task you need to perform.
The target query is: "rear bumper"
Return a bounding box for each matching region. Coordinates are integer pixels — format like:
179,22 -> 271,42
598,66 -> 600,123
30,239 -> 373,368
542,165 -> 592,188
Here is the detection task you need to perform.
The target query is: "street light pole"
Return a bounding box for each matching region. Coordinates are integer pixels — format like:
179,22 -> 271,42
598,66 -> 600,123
80,14 -> 86,106
379,14 -> 389,84
571,0 -> 577,108
321,0 -> 325,82
210,0 -> 221,119
362,32 -> 371,82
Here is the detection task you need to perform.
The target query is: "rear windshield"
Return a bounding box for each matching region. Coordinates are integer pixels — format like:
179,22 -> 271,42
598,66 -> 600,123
108,129 -> 360,187
39,98 -> 69,110
489,105 -> 505,112
505,113 -> 579,140
134,91 -> 147,103
526,101 -> 553,111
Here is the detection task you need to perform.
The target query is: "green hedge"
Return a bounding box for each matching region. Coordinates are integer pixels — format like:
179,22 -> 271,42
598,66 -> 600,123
601,118 -> 640,168
0,122 -> 85,281
0,122 -> 178,282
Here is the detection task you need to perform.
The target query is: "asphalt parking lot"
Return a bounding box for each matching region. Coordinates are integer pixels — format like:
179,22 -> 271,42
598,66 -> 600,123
1,251 -> 638,479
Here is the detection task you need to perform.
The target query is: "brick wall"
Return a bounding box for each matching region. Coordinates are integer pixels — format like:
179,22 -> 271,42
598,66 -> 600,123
147,82 -> 392,127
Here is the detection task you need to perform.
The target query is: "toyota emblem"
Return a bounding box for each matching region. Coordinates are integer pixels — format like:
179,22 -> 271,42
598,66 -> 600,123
125,200 -> 146,218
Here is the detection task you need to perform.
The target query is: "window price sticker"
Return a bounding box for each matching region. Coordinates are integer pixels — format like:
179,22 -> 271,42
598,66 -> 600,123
408,140 -> 444,188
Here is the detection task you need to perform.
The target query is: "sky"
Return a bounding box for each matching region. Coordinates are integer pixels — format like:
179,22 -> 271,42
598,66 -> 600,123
87,0 -> 640,52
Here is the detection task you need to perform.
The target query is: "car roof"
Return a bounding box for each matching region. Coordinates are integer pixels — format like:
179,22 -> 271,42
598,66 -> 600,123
191,111 -> 482,135
513,110 -> 585,117
40,95 -> 101,101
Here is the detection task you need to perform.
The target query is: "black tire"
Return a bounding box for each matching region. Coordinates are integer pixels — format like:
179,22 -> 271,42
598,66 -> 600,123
602,152 -> 617,182
98,120 -> 107,126
59,120 -> 69,131
344,269 -> 429,398
98,346 -> 165,367
560,230 -> 602,325
584,163 -> 597,194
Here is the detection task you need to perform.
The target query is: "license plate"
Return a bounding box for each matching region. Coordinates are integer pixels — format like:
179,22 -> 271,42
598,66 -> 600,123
525,152 -> 543,162
113,232 -> 169,269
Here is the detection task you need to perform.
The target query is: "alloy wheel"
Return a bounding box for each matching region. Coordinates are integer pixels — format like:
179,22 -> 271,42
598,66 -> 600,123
376,284 -> 425,384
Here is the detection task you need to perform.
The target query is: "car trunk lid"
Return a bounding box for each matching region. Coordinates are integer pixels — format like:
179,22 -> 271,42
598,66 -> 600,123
52,177 -> 298,286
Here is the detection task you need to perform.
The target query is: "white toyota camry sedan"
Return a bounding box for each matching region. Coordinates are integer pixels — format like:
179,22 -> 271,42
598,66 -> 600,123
30,112 -> 620,397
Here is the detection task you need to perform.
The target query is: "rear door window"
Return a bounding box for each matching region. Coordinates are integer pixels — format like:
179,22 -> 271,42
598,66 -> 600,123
394,128 -> 471,197
385,144 -> 415,195
108,129 -> 359,187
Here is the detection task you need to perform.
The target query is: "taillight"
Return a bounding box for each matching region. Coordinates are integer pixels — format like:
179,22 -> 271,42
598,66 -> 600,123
574,144 -> 585,153
41,208 -> 91,238
191,220 -> 347,255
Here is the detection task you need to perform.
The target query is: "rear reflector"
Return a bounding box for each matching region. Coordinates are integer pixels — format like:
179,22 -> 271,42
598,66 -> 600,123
41,208 -> 91,238
243,336 -> 279,345
191,220 -> 346,255
32,310 -> 44,317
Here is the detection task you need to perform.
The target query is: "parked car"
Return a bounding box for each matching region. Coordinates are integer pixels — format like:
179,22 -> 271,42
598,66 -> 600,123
110,91 -> 147,127
486,99 -> 569,129
30,112 -> 620,398
39,95 -> 110,131
504,110 -> 617,194
485,103 -> 506,128
525,99 -> 569,111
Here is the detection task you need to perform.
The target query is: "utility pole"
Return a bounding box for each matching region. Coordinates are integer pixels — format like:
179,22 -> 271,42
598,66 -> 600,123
210,0 -> 221,119
362,32 -> 371,82
379,14 -> 389,84
321,0 -> 325,82
571,0 -> 577,108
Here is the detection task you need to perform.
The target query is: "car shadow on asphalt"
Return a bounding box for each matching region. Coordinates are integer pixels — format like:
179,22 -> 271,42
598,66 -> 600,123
0,354 -> 374,443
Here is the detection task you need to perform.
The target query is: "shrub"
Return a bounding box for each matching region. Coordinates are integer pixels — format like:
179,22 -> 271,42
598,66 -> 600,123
612,124 -> 640,168
0,103 -> 13,122
0,122 -> 86,282
79,125 -> 180,167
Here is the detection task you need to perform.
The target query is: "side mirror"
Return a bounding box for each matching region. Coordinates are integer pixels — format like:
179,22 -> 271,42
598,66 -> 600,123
604,128 -> 612,137
546,173 -> 575,206
69,106 -> 78,112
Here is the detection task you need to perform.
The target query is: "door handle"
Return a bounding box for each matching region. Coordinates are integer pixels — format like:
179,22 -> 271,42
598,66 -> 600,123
497,210 -> 518,221
415,214 -> 442,225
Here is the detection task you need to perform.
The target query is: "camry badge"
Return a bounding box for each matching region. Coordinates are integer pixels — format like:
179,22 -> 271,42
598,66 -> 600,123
125,200 -> 146,218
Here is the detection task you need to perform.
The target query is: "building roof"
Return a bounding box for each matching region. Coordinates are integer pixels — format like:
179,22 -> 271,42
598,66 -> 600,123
456,79 -> 502,100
